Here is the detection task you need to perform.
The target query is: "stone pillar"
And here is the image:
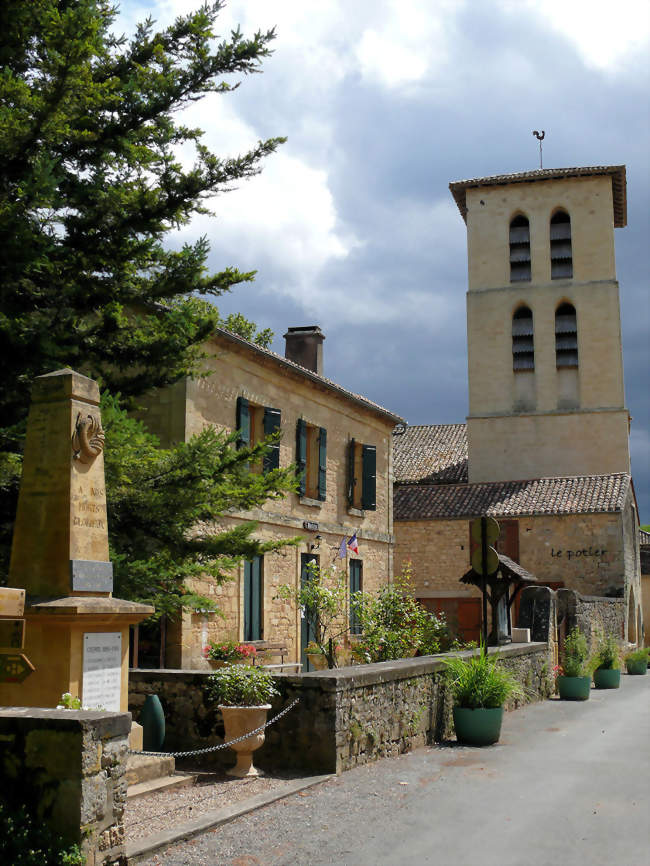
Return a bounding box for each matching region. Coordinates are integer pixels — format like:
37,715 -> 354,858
0,369 -> 152,712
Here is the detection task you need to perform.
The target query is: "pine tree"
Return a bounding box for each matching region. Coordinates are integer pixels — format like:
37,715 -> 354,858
0,1 -> 299,612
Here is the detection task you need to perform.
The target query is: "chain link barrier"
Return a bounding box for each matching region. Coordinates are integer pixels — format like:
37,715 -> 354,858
128,697 -> 300,759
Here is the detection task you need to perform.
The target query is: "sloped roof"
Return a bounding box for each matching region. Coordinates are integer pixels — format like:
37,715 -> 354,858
460,553 -> 539,588
639,528 -> 650,547
211,327 -> 403,426
449,165 -> 627,227
393,423 -> 468,484
395,473 -> 631,521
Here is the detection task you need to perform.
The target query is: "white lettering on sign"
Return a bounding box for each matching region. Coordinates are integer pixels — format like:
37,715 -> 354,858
82,632 -> 121,711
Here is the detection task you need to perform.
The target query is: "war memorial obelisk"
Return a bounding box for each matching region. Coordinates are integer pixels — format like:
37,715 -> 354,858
0,369 -> 153,711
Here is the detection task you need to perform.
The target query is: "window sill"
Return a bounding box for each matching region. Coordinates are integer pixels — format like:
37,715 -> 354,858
347,507 -> 365,518
299,496 -> 323,508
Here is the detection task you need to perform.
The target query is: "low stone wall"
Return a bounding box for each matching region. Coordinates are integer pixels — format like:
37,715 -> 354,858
129,642 -> 553,775
0,708 -> 130,866
557,588 -> 626,649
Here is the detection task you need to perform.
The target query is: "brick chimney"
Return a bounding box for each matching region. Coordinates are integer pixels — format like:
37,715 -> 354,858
283,326 -> 325,375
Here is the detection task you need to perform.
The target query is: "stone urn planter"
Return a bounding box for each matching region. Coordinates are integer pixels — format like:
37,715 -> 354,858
557,675 -> 591,700
306,652 -> 328,671
219,704 -> 271,777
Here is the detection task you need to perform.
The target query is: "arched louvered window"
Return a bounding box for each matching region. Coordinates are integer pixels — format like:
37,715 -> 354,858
550,210 -> 573,279
512,306 -> 534,370
509,215 -> 531,282
555,302 -> 578,367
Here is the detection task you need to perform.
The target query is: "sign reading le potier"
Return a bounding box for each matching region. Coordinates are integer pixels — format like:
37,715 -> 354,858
82,632 -> 122,711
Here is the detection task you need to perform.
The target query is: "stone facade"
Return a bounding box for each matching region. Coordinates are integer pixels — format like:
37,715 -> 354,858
137,329 -> 401,668
129,643 -> 554,775
557,589 -> 626,649
0,708 -> 130,865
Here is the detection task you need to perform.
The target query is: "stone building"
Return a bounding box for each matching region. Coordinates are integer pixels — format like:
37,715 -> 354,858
640,528 -> 650,646
394,165 -> 643,644
138,325 -> 402,668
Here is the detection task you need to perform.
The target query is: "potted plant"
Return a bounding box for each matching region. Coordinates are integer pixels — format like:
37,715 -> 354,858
556,627 -> 592,700
205,665 -> 279,777
304,640 -> 330,671
624,647 -> 649,675
203,639 -> 258,668
592,633 -> 621,689
444,649 -> 523,746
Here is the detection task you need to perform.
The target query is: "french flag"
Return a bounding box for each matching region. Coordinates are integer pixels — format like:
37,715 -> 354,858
347,533 -> 359,555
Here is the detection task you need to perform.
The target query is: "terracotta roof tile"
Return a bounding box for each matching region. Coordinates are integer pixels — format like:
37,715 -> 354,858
393,424 -> 468,484
449,165 -> 627,227
639,528 -> 650,547
395,473 -> 631,521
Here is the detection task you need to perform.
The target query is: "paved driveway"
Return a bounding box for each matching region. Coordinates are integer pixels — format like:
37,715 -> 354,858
140,674 -> 650,866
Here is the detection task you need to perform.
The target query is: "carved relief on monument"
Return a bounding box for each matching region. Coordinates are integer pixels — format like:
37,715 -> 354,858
72,412 -> 105,463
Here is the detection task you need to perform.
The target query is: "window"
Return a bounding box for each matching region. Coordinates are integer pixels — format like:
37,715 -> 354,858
349,560 -> 362,635
509,215 -> 531,282
296,419 -> 326,500
555,303 -> 578,367
236,397 -> 281,472
512,306 -> 534,371
347,440 -> 376,510
550,210 -> 572,279
244,556 -> 263,641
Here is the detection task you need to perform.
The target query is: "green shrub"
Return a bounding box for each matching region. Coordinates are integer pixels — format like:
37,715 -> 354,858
594,633 -> 621,670
624,646 -> 650,664
205,664 -> 279,706
562,627 -> 591,677
0,802 -> 85,865
444,651 -> 523,709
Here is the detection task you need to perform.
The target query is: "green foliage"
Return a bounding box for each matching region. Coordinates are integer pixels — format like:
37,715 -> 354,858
0,1 -> 293,611
350,563 -> 452,663
444,650 -> 523,709
277,562 -> 349,668
205,664 -> 279,706
204,640 -> 257,662
624,646 -> 650,664
562,626 -> 592,677
0,801 -> 85,865
593,632 -> 621,671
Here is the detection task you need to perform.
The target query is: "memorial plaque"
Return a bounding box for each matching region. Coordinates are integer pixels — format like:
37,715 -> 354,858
70,559 -> 114,592
0,619 -> 25,650
82,632 -> 122,711
0,587 -> 25,617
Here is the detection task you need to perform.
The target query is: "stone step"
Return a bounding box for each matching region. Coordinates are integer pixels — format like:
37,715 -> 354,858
126,753 -> 176,786
127,772 -> 197,800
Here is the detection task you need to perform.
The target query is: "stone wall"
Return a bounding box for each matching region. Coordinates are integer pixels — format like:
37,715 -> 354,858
0,708 -> 130,866
129,643 -> 553,775
557,588 -> 626,650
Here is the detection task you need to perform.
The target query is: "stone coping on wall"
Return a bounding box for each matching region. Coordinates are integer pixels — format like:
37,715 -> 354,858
130,642 -> 547,689
0,706 -> 131,735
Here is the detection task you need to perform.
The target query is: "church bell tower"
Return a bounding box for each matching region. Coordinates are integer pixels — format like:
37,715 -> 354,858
449,165 -> 630,483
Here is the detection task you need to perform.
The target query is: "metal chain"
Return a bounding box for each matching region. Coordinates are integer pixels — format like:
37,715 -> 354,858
128,697 -> 300,759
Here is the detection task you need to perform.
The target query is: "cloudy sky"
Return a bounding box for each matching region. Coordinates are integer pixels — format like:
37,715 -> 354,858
119,0 -> 650,521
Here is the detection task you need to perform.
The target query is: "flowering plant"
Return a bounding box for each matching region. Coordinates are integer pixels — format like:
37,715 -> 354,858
203,640 -> 257,663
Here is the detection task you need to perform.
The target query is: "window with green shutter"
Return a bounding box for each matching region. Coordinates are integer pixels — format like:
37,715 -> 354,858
244,556 -> 263,641
348,439 -> 377,511
349,559 -> 362,635
237,397 -> 281,474
296,419 -> 326,501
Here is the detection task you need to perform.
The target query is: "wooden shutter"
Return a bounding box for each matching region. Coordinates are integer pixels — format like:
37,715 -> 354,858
244,557 -> 262,641
236,396 -> 250,449
317,427 -> 327,501
361,444 -> 376,510
296,418 -> 307,496
347,438 -> 356,505
263,407 -> 281,472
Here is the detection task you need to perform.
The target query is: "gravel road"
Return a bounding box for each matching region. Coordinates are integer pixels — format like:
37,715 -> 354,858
138,674 -> 650,866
